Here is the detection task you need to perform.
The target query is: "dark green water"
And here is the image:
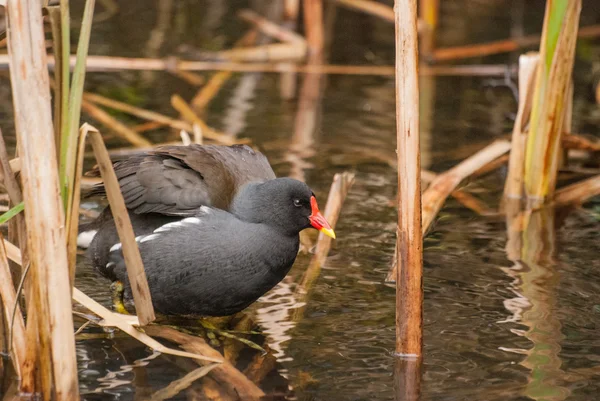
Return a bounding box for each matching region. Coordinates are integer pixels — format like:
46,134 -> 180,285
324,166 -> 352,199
5,0 -> 600,400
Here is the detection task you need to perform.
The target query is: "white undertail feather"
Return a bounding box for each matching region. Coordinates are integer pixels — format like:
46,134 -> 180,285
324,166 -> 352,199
77,230 -> 98,249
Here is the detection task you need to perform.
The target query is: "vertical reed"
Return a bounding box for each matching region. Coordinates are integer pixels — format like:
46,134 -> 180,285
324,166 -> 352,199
419,0 -> 439,59
394,0 -> 423,356
302,0 -> 324,60
523,0 -> 581,206
5,0 -> 79,398
503,52 -> 539,199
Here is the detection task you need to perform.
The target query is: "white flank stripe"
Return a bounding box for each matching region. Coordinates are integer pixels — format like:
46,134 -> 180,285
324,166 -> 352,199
109,243 -> 122,252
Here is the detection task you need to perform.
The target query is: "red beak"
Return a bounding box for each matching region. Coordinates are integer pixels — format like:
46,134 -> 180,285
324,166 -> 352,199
308,196 -> 336,239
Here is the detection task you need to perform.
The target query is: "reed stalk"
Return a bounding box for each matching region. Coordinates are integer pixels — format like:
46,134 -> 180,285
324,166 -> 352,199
394,0 -> 422,357
81,99 -> 152,147
503,53 -> 539,199
0,53 -> 521,77
76,124 -> 156,325
333,0 -> 394,22
281,0 -> 301,99
59,0 -> 96,208
432,20 -> 598,62
303,0 -> 324,60
524,0 -> 581,206
419,0 -> 438,58
5,0 -> 79,398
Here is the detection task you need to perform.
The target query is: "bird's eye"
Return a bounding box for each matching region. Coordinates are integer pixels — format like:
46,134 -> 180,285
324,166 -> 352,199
293,199 -> 302,207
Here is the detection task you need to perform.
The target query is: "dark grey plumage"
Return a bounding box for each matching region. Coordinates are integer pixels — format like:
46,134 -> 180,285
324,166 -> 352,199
86,144 -> 276,216
103,179 -> 315,316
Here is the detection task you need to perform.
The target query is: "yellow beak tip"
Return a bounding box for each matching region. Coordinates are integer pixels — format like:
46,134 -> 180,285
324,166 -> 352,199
320,227 -> 336,239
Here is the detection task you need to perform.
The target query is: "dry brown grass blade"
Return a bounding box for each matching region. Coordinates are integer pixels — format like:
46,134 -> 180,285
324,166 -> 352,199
238,9 -> 306,45
503,53 -> 540,199
81,123 -> 155,325
554,175 -> 600,206
214,42 -> 306,63
6,0 -> 79,397
190,30 -> 257,113
81,98 -> 152,147
83,92 -> 194,132
293,172 -> 355,321
71,288 -> 221,363
171,95 -> 239,144
145,326 -> 265,400
148,364 -> 220,401
387,140 -> 511,283
0,237 -> 26,378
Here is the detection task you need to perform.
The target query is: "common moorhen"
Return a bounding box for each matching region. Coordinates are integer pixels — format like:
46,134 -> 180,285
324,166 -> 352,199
80,144 -> 335,317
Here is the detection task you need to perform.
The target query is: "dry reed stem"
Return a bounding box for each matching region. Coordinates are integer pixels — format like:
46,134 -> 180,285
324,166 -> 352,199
149,364 -> 220,401
81,124 -> 156,325
303,0 -> 324,59
71,288 -> 221,362
133,121 -> 168,133
0,53 -> 518,76
215,42 -> 306,63
419,0 -> 439,58
169,70 -> 205,86
180,130 -> 192,146
171,95 -> 239,144
554,175 -> 600,206
503,53 -> 540,199
238,9 -> 306,45
394,0 -> 422,357
294,172 -> 355,315
0,238 -> 26,378
192,124 -> 203,144
525,1 -> 581,204
145,326 -> 265,400
432,23 -> 599,62
84,92 -> 194,131
333,0 -> 394,22
190,30 -> 257,113
562,134 -> 600,152
6,0 -> 79,398
81,98 -> 152,147
280,0 -> 301,99
387,140 -> 511,283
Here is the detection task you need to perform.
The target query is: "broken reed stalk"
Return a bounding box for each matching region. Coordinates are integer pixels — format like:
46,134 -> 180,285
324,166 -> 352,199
0,238 -> 26,379
386,140 -> 512,283
71,288 -> 219,362
503,53 -> 540,199
303,0 -> 324,60
394,0 -> 422,357
171,95 -> 239,144
5,0 -> 79,398
333,0 -> 394,22
281,0 -> 301,99
83,92 -> 200,135
432,22 -> 600,62
148,364 -> 220,401
0,53 -> 519,77
81,98 -> 153,147
238,9 -> 306,45
190,30 -> 257,113
144,326 -> 265,400
76,123 -> 156,325
293,173 -> 355,321
553,175 -> 600,207
524,0 -> 582,206
419,0 -> 439,58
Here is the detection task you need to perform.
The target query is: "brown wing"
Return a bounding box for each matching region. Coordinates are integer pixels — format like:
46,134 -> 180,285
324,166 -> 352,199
85,144 -> 276,216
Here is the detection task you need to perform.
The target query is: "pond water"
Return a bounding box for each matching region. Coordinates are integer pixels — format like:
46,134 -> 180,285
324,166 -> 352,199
4,0 -> 600,400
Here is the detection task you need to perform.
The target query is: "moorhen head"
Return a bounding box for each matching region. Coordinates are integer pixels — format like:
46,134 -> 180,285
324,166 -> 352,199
103,177 -> 335,317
